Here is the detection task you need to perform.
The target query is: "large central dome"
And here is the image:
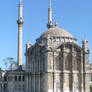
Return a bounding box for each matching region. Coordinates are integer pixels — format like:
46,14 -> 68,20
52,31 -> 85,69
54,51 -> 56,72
41,26 -> 73,38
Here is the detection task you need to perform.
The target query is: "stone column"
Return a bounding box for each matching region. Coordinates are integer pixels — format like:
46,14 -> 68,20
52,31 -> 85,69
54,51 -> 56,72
25,42 -> 32,72
2,84 -> 4,92
71,45 -> 74,92
80,51 -> 84,92
25,52 -> 29,72
0,84 -> 1,92
29,74 -> 32,92
25,73 -> 29,92
62,44 -> 66,92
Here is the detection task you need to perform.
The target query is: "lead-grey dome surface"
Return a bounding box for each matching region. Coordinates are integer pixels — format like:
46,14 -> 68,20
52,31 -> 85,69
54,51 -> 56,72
41,27 -> 73,38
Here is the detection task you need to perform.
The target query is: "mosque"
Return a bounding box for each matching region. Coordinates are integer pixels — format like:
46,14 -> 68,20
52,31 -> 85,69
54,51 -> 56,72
0,0 -> 90,92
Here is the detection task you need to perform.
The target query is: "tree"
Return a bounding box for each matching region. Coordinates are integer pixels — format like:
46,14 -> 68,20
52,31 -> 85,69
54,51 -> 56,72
0,68 -> 3,72
90,86 -> 92,92
3,57 -> 17,70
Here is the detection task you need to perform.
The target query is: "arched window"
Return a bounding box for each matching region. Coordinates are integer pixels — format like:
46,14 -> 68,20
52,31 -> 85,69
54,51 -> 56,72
74,61 -> 78,71
65,54 -> 69,70
73,54 -> 78,71
65,54 -> 70,70
55,56 -> 61,70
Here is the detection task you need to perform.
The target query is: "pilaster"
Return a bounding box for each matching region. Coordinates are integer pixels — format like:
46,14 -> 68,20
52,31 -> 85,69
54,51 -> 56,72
71,44 -> 74,92
62,44 -> 65,92
80,51 -> 84,92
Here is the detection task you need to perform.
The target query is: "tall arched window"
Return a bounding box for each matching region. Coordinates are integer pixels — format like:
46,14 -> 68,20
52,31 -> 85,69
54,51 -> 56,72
73,50 -> 81,71
65,52 -> 72,71
73,52 -> 78,71
74,60 -> 78,71
55,56 -> 61,70
65,54 -> 70,70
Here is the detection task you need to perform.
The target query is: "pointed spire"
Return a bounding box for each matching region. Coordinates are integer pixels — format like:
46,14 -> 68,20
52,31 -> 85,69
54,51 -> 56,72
17,0 -> 24,24
19,0 -> 22,4
18,0 -> 23,20
47,0 -> 53,29
49,0 -> 51,8
20,0 -> 22,2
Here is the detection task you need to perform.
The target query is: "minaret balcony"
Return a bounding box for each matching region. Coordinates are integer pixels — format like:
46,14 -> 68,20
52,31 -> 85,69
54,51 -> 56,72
17,18 -> 24,25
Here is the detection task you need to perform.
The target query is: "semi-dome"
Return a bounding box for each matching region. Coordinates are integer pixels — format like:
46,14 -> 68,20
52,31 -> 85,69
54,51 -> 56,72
40,27 -> 73,38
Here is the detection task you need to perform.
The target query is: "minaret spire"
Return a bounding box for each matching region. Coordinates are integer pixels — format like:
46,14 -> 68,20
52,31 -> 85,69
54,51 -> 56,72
17,0 -> 24,70
49,0 -> 51,8
47,0 -> 53,29
19,0 -> 23,19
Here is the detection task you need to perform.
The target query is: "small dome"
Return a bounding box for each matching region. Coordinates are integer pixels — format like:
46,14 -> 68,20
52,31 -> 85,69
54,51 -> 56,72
40,27 -> 73,38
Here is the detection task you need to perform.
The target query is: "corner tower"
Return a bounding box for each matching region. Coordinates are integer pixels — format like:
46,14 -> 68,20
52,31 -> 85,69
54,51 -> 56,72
17,0 -> 24,69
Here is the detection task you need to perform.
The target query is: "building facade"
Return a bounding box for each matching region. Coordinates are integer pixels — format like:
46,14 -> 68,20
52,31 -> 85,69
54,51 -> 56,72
0,0 -> 91,92
25,23 -> 90,92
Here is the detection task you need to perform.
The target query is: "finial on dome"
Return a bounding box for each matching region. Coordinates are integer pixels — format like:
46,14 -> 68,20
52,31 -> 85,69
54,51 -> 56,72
55,21 -> 58,27
26,40 -> 32,48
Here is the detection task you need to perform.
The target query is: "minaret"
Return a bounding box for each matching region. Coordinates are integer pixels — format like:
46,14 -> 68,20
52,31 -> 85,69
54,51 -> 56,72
17,0 -> 24,69
47,0 -> 53,29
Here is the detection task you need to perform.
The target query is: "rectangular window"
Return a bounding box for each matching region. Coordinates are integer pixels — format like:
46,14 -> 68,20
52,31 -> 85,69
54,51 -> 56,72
15,76 -> 17,81
23,76 -> 25,81
23,85 -> 25,91
91,75 -> 92,81
4,76 -> 7,81
15,85 -> 17,90
19,85 -> 21,90
19,76 -> 21,81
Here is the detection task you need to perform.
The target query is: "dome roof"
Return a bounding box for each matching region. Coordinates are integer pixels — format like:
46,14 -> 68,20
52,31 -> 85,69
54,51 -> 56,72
40,27 -> 73,38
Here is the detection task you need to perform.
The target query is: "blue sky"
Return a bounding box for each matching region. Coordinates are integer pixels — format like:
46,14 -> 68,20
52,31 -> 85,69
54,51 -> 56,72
0,0 -> 92,69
